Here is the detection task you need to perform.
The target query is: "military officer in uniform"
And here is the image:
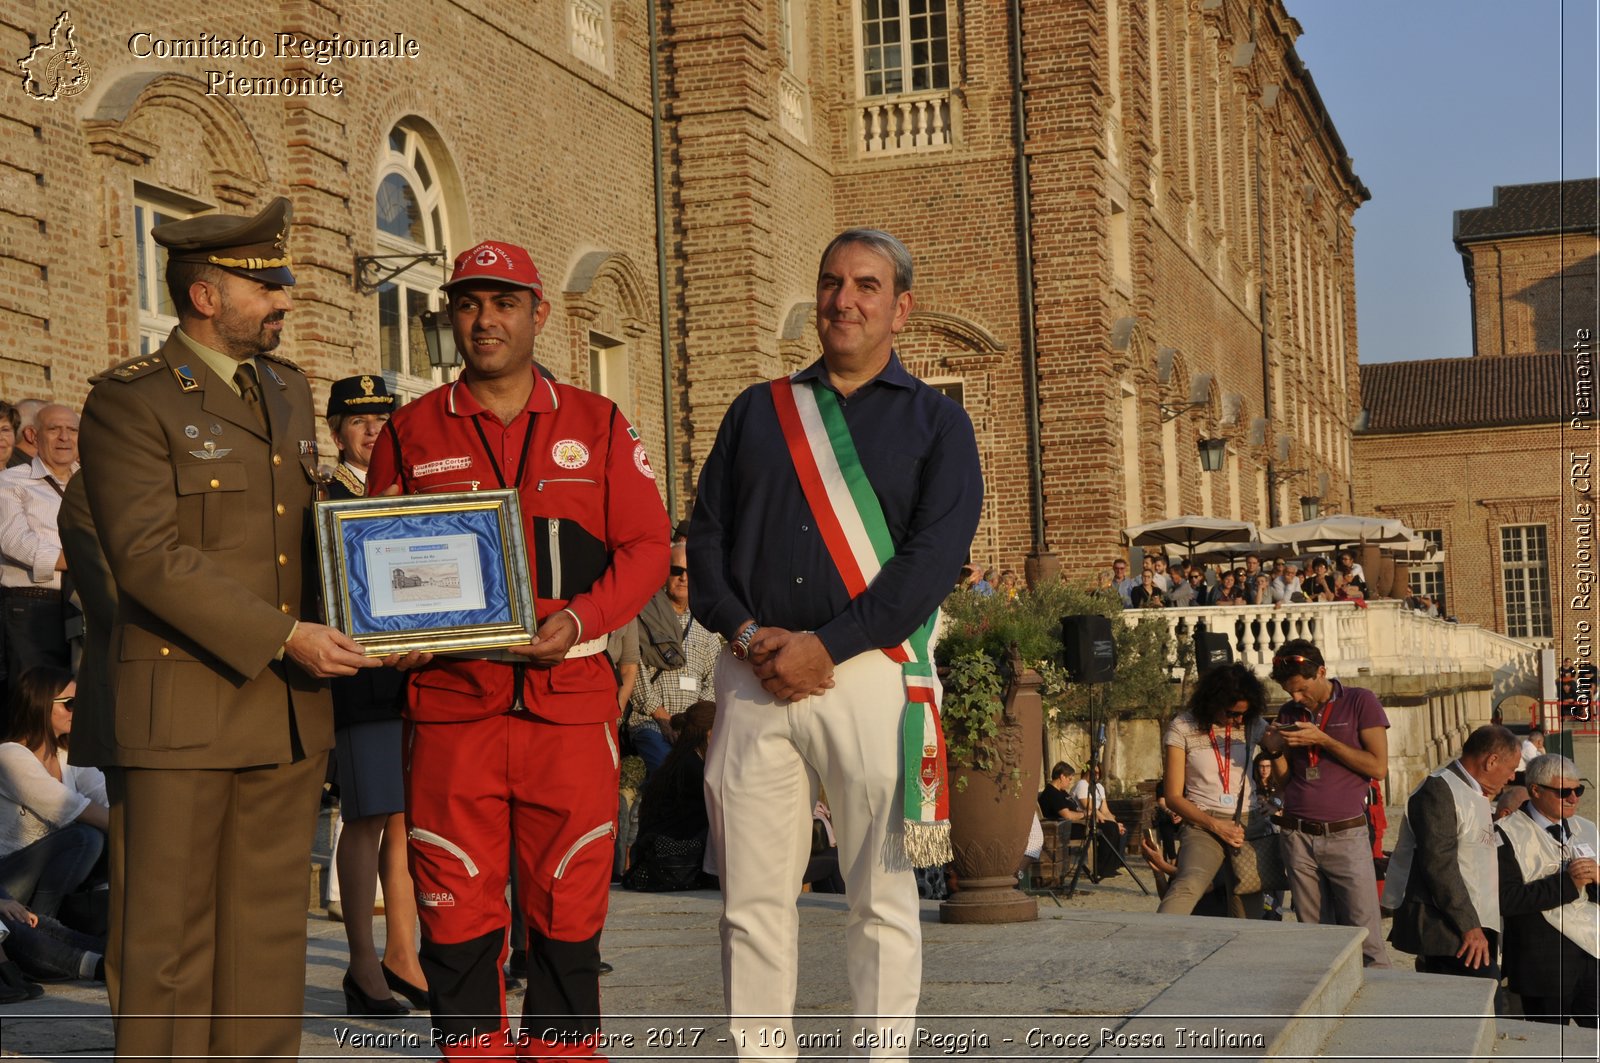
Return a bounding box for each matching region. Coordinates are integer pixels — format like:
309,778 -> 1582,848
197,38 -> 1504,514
75,197 -> 385,1059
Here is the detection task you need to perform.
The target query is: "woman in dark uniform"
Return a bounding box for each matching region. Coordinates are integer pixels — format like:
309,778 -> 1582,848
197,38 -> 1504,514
323,376 -> 428,1015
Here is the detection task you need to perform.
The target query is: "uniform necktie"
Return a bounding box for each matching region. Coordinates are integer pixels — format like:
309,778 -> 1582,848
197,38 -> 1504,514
234,361 -> 266,432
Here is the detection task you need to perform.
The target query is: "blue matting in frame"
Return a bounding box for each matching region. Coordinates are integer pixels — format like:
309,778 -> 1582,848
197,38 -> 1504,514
342,507 -> 513,636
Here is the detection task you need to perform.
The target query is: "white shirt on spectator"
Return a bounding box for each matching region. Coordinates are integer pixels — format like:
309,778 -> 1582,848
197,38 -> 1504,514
1271,575 -> 1302,603
0,458 -> 75,590
0,742 -> 107,859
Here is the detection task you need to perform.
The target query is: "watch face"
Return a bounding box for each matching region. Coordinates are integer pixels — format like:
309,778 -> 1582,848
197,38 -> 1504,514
731,642 -> 748,661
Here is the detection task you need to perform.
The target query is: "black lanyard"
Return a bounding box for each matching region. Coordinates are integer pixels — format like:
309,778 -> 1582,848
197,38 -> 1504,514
469,412 -> 537,490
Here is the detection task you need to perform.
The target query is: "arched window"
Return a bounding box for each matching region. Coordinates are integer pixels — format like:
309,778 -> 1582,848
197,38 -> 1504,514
375,121 -> 452,399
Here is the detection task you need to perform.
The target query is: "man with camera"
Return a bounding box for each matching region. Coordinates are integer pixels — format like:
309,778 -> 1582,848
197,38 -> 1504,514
1265,639 -> 1391,968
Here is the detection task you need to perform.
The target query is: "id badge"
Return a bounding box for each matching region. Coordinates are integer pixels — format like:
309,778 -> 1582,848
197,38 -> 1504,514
1305,766 -> 1321,781
1574,842 -> 1598,860
1219,793 -> 1236,808
678,675 -> 698,693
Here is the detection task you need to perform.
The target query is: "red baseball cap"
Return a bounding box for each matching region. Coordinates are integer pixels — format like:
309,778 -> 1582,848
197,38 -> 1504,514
441,240 -> 544,298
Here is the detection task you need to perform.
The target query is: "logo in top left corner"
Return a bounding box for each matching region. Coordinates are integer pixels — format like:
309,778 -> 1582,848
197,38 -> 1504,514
17,11 -> 92,102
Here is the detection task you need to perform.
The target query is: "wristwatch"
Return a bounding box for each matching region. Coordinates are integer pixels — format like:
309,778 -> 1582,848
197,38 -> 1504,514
729,621 -> 760,661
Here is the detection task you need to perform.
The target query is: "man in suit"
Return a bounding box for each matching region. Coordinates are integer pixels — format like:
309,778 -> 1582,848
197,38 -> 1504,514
1496,753 -> 1600,1026
75,197 -> 385,1059
1382,725 -> 1520,979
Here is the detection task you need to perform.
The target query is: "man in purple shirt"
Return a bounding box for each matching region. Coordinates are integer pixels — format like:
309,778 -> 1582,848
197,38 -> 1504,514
1265,639 -> 1392,967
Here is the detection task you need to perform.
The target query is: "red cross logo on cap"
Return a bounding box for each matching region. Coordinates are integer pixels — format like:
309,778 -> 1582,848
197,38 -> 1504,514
473,246 -> 499,266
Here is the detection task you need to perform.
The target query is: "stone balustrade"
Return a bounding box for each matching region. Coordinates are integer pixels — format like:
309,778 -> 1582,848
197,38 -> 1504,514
1121,599 -> 1540,700
778,72 -> 808,144
1079,600 -> 1547,796
857,90 -> 951,155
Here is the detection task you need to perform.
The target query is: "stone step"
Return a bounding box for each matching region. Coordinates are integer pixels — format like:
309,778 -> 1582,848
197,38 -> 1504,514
1315,967 -> 1495,1061
1490,1016 -> 1596,1060
1082,913 -> 1367,1059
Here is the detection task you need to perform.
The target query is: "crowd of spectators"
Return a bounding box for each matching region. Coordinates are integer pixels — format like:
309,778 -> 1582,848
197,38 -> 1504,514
1070,547 -> 1451,616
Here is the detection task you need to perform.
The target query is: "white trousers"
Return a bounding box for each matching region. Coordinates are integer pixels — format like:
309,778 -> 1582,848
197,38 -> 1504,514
704,648 -> 923,1060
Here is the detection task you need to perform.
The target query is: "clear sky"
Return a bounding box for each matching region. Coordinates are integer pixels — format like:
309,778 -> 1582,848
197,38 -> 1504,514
1288,0 -> 1598,364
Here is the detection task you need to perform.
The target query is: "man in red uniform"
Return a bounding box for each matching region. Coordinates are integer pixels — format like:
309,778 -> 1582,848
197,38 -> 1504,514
367,240 -> 668,1060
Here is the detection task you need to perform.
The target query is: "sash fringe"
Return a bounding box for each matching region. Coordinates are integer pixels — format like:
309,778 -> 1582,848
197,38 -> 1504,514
902,821 -> 953,869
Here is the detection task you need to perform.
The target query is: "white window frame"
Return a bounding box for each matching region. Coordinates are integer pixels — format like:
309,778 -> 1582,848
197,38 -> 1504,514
588,331 -> 631,418
926,378 -> 964,407
1500,523 -> 1553,640
375,122 -> 451,403
1411,528 -> 1445,603
858,0 -> 951,98
134,191 -> 199,356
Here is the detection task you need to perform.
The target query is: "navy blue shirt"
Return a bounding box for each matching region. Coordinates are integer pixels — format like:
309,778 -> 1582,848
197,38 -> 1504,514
688,354 -> 983,665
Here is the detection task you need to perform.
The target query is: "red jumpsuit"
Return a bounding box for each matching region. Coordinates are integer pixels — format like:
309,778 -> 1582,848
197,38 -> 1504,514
367,371 -> 669,1060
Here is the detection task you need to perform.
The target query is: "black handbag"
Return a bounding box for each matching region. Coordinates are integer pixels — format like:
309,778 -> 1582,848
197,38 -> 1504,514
622,830 -> 708,892
1226,745 -> 1287,895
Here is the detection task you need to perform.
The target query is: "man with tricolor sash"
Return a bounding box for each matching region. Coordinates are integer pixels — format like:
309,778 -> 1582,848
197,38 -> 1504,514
688,229 -> 982,1060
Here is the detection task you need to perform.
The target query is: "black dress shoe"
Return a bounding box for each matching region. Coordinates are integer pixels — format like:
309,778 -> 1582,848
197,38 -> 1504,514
598,960 -> 613,975
380,964 -> 430,1010
343,970 -> 407,1018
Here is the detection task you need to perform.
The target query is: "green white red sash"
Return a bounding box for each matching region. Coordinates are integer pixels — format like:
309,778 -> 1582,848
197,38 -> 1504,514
769,374 -> 951,868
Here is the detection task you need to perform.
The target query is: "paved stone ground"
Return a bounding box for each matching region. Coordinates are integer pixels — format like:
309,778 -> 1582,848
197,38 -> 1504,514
3,731 -> 1594,1060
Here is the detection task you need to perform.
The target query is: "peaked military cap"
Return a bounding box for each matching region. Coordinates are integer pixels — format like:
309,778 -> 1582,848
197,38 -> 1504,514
326,374 -> 396,418
153,196 -> 295,286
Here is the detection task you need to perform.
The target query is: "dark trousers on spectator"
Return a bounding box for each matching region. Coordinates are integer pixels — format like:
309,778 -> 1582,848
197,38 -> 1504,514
1415,931 -> 1500,981
1518,956 -> 1599,1027
3,588 -> 73,680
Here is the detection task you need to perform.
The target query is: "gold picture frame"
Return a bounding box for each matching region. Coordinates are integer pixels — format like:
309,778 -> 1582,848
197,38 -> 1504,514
315,489 -> 537,656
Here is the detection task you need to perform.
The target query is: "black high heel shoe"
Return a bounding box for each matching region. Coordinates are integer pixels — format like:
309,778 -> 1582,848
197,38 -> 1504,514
381,964 -> 430,1010
343,970 -> 408,1017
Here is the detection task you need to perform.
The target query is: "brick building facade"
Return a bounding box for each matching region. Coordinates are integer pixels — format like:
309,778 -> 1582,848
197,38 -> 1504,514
1354,178 -> 1598,647
1454,180 -> 1599,358
4,1 -> 1364,577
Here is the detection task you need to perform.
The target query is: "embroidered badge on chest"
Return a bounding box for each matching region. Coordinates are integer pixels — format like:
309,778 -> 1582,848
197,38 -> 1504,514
551,439 -> 590,470
412,456 -> 473,478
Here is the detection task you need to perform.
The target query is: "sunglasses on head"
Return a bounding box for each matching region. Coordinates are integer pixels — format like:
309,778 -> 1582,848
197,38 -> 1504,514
1273,654 -> 1314,667
1537,783 -> 1586,799
669,565 -> 688,577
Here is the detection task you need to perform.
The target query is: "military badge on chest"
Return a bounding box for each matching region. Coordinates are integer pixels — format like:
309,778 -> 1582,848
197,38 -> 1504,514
186,422 -> 231,460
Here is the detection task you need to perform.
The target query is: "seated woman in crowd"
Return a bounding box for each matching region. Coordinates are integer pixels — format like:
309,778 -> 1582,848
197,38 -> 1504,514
624,700 -> 718,891
1209,569 -> 1247,606
1301,558 -> 1336,601
1155,662 -> 1268,919
0,668 -> 107,919
1333,570 -> 1366,602
1130,571 -> 1166,609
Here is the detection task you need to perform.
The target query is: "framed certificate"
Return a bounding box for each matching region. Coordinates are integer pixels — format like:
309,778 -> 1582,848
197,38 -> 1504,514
315,489 -> 538,656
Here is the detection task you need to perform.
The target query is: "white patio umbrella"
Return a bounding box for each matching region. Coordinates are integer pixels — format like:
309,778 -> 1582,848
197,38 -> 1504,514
1123,516 -> 1258,557
1259,515 -> 1415,551
1182,539 -> 1298,566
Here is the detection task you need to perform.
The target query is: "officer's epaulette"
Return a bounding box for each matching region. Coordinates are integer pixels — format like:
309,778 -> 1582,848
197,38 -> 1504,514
259,351 -> 305,374
91,353 -> 169,385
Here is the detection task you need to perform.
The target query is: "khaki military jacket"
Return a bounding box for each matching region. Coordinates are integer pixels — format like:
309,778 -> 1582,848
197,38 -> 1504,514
75,328 -> 332,769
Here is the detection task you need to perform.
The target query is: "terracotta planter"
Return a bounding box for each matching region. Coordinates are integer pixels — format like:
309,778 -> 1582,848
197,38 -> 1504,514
940,663 -> 1043,924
